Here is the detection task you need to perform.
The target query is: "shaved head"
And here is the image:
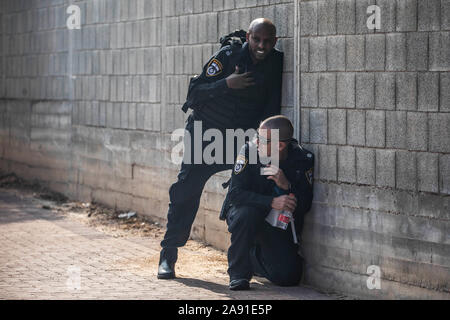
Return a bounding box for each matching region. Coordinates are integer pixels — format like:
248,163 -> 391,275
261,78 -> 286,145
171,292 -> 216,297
246,18 -> 278,63
260,115 -> 294,141
248,18 -> 277,37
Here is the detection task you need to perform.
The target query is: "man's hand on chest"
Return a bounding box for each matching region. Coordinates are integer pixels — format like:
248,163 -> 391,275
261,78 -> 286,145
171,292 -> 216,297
225,66 -> 256,89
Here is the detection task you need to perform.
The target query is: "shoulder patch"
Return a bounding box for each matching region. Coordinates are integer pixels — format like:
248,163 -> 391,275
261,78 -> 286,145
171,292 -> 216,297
234,154 -> 248,175
206,58 -> 223,77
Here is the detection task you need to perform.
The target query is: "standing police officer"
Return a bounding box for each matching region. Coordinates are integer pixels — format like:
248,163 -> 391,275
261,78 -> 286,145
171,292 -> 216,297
158,18 -> 284,279
221,115 -> 314,290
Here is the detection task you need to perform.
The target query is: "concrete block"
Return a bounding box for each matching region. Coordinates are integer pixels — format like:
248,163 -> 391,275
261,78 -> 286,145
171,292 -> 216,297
429,32 -> 450,71
346,35 -> 365,71
128,103 -> 137,130
443,0 -> 450,30
376,0 -> 396,32
327,36 -> 345,71
440,154 -> 450,194
300,108 -> 310,144
336,0 -> 355,34
418,73 -> 439,112
183,46 -> 193,74
113,103 -> 121,128
188,14 -> 199,45
386,111 -> 407,149
120,50 -> 129,75
366,110 -> 385,148
376,149 -> 395,187
92,101 -> 100,126
109,76 -> 117,102
277,38 -> 294,72
310,109 -> 328,144
250,4 -> 264,23
99,102 -> 106,127
190,46 -> 202,75
337,73 -> 355,108
396,73 -> 417,111
309,37 -> 327,71
319,145 -> 337,181
406,32 -> 428,71
356,148 -> 375,185
120,102 -> 129,128
407,112 -> 428,151
396,0 -> 417,32
125,22 -> 136,49
355,73 -> 374,109
429,113 -> 450,153
132,76 -> 141,102
184,0 -> 194,14
88,77 -> 97,101
418,0 -> 441,31
338,146 -> 356,183
174,47 -> 184,75
355,0 -> 374,34
365,34 -> 385,71
300,1 -> 318,36
197,14 -> 208,44
228,9 -> 240,31
386,33 -> 406,71
396,151 -> 417,191
125,76 -> 133,102
105,102 -> 114,128
347,110 -> 365,146
318,0 -> 336,35
417,153 -> 439,193
281,73 -> 294,107
318,73 -> 336,108
218,11 -> 229,40
166,17 -> 179,46
193,0 -> 203,13
275,3 -> 293,38
222,0 -> 235,11
128,49 -> 137,75
375,73 -> 396,110
440,73 -> 450,112
165,47 -> 175,75
300,73 -> 318,107
116,76 -> 125,102
328,109 -> 346,145
136,104 -> 145,130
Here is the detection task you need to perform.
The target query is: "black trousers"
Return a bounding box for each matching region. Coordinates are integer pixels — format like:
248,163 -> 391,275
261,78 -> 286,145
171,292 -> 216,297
226,205 -> 303,286
160,114 -> 235,263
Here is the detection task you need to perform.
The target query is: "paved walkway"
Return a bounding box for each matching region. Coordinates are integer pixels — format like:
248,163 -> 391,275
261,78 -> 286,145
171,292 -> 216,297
0,187 -> 335,300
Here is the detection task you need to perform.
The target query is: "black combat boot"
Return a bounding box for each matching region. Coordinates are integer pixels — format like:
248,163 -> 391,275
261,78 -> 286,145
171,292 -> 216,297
229,279 -> 250,291
157,247 -> 177,279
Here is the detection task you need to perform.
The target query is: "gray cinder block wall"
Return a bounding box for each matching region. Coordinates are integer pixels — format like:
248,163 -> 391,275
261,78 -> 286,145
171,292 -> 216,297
0,0 -> 448,299
298,0 -> 449,299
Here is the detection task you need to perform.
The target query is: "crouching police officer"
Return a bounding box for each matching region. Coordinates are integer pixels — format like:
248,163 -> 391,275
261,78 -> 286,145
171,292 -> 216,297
158,18 -> 284,279
220,115 -> 314,290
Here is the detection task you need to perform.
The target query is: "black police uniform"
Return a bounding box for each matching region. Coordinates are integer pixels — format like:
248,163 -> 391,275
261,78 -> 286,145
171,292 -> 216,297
159,42 -> 284,266
220,139 -> 314,286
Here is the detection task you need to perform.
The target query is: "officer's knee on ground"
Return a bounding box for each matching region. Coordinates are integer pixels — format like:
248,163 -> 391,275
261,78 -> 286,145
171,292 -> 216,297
267,255 -> 303,287
269,263 -> 303,287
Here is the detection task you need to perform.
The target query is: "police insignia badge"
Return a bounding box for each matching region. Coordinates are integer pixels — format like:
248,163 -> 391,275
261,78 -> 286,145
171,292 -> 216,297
206,58 -> 223,77
234,155 -> 248,175
305,168 -> 313,185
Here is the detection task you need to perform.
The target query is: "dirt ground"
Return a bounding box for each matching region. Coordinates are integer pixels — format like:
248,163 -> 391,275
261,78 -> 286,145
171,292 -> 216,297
0,172 -> 236,282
